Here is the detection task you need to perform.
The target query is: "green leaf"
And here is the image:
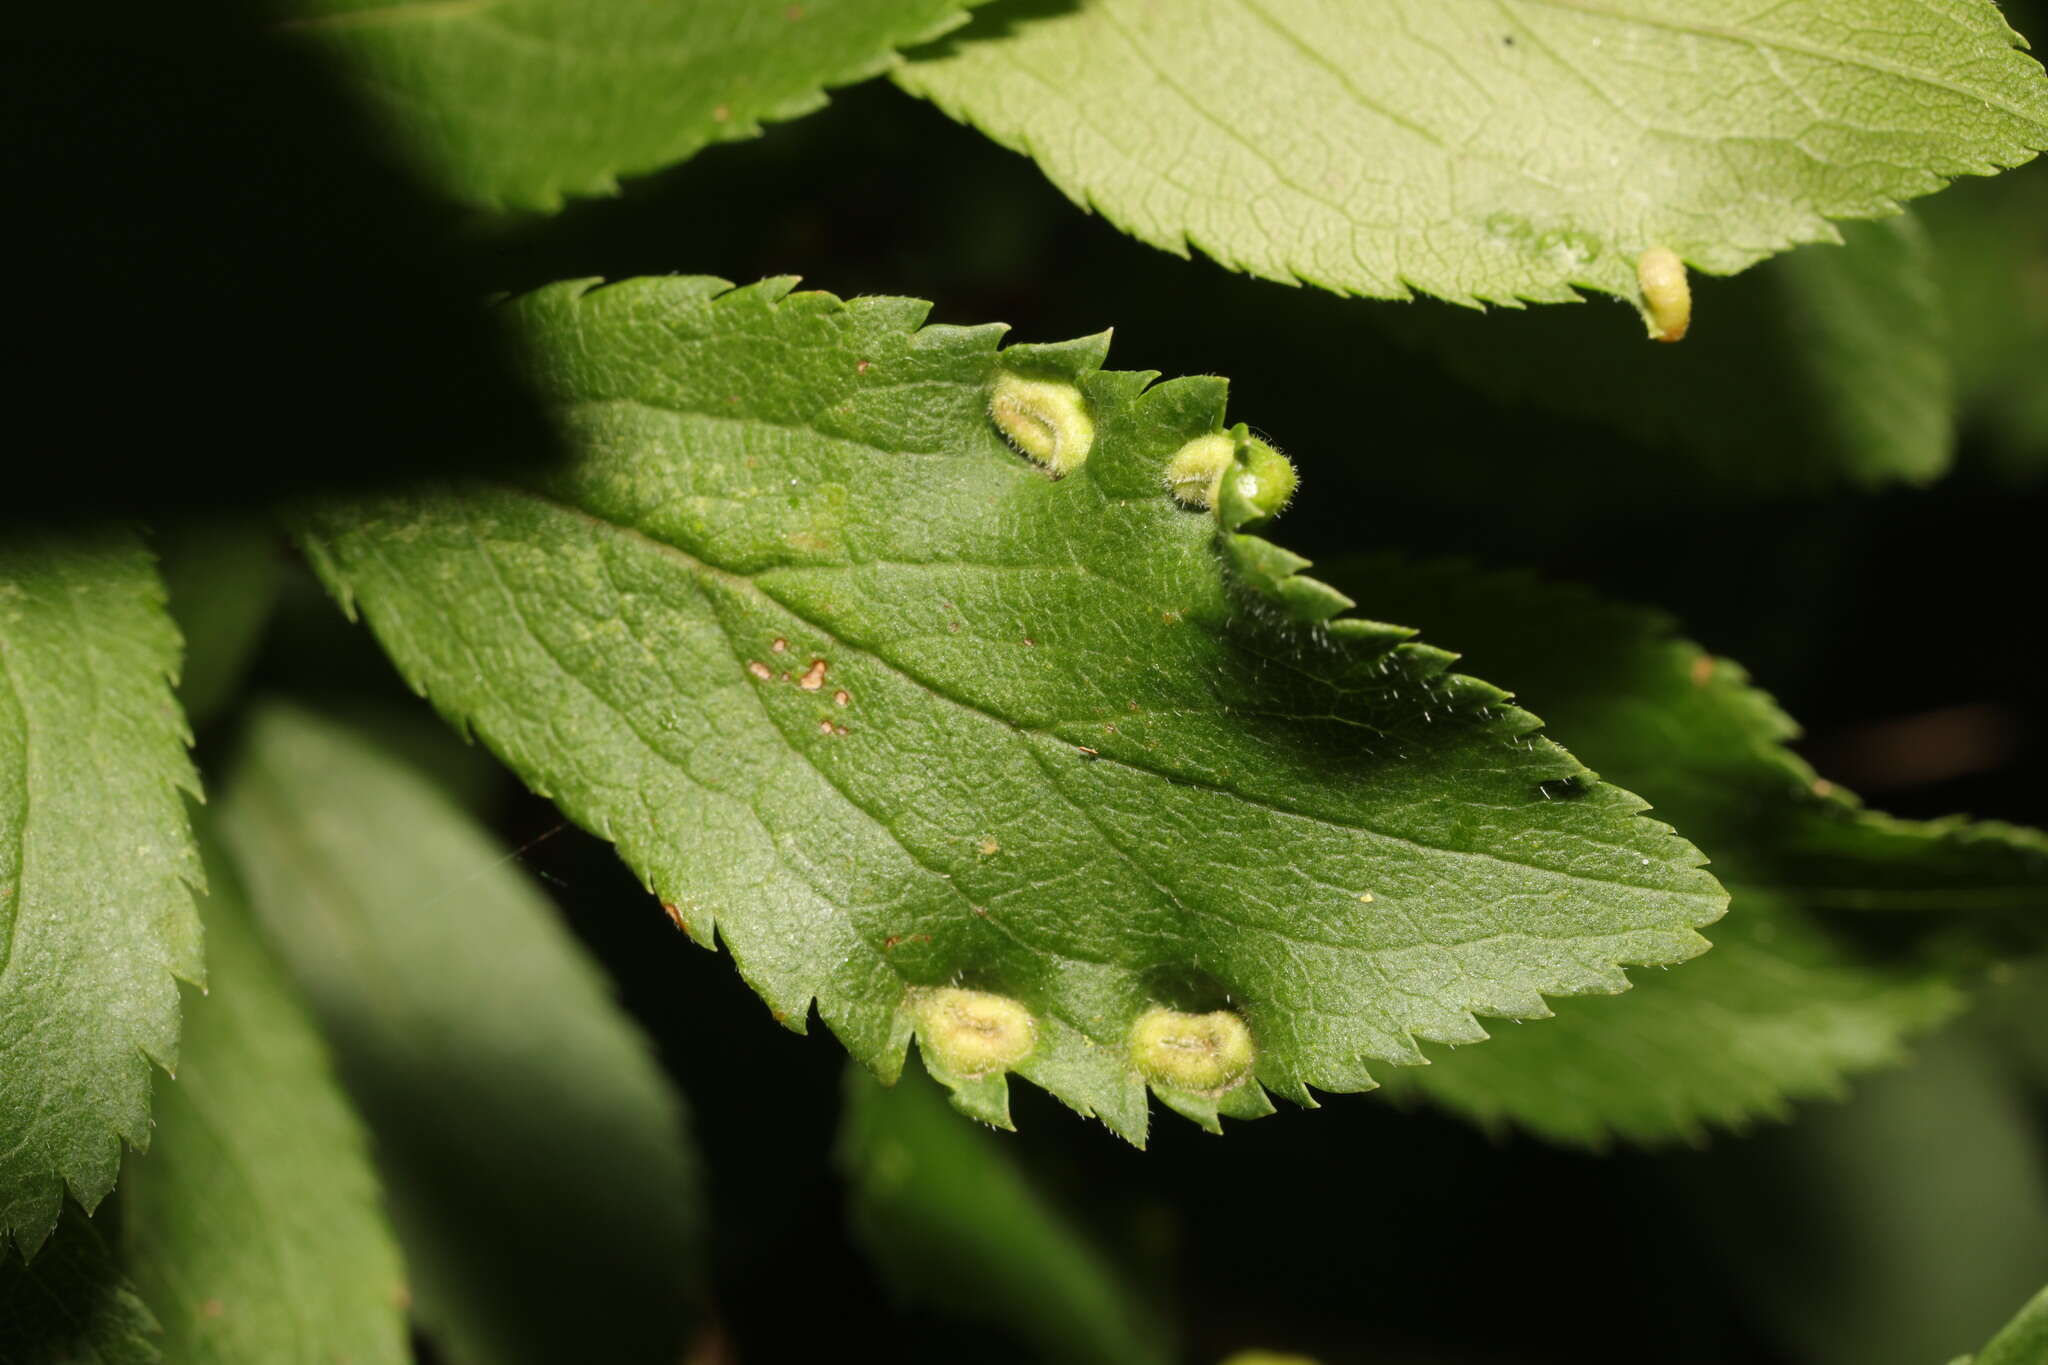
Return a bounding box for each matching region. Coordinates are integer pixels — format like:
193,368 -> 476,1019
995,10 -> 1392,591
840,1061 -> 1171,1365
895,0 -> 2048,313
1919,158 -> 2048,477
119,833 -> 410,1365
0,1210 -> 161,1365
284,0 -> 993,211
1664,1028 -> 2048,1365
1375,215 -> 1955,492
215,702 -> 704,1365
1335,555 -> 2048,1144
154,521 -> 282,731
297,275 -> 1724,1142
0,535 -> 203,1255
1962,1285 -> 2048,1365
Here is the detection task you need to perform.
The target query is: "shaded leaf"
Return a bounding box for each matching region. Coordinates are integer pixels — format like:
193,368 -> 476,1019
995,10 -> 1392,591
286,0 -> 994,210
216,702 -> 704,1365
0,1210 -> 160,1365
1919,158 -> 2048,477
1665,1029 -> 2048,1365
0,535 -> 202,1254
298,275 -> 1723,1142
1339,555 -> 2048,1144
120,833 -> 410,1365
1374,215 -> 1954,492
154,521 -> 283,731
841,1061 -> 1170,1365
897,0 -> 2048,312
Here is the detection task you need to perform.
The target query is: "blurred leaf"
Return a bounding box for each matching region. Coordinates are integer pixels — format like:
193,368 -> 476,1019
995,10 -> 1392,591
5,4 -> 559,527
1961,1284 -> 2048,1365
120,833 -> 410,1365
216,702 -> 704,1365
0,534 -> 202,1255
1919,160 -> 2048,477
298,275 -> 1724,1143
0,1210 -> 161,1365
897,0 -> 2048,311
1336,555 -> 2048,1144
154,521 -> 282,731
1373,216 -> 1954,492
840,1062 -> 1170,1365
1665,1029 -> 2048,1365
285,0 -> 994,211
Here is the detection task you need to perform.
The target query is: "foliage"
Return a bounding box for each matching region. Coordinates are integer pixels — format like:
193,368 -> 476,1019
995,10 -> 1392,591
9,1 -> 2048,1362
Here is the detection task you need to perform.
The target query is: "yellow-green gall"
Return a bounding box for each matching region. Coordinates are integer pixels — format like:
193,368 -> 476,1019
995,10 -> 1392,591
913,987 -> 1037,1078
989,373 -> 1094,476
1164,432 -> 1235,507
1636,247 -> 1691,343
1164,433 -> 1297,518
1130,1005 -> 1255,1094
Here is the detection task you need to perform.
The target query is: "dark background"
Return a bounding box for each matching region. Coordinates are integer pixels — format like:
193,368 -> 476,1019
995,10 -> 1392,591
19,6 -> 2048,1362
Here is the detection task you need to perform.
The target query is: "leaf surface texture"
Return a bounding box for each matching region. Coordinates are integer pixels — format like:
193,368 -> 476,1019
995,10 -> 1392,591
0,536 -> 202,1253
897,0 -> 2048,307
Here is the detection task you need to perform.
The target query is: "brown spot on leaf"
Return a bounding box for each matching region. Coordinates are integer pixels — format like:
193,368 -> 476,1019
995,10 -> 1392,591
662,902 -> 689,931
833,689 -> 850,707
797,658 -> 828,691
200,1299 -> 225,1319
977,838 -> 1000,856
712,104 -> 730,123
746,661 -> 773,682
771,638 -> 788,654
1690,654 -> 1715,686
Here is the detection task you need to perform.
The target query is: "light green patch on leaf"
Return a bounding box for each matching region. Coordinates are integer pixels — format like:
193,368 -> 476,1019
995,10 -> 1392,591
281,0 -> 993,211
1960,1284 -> 2048,1365
840,1061 -> 1172,1365
1339,555 -> 2048,1145
0,535 -> 203,1256
119,832 -> 409,1365
297,275 -> 1724,1143
0,1209 -> 161,1365
1376,215 -> 1955,492
895,0 -> 2048,310
215,702 -> 704,1365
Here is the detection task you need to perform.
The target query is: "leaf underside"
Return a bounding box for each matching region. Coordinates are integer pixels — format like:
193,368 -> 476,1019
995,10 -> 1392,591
0,534 -> 202,1255
284,0 -> 994,210
299,274 -> 1724,1142
895,0 -> 2048,310
119,834 -> 410,1365
1341,555 -> 2048,1145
